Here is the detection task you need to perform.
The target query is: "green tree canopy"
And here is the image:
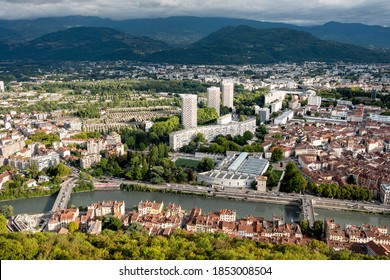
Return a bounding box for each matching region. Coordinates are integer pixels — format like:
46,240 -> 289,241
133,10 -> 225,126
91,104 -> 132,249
271,147 -> 283,163
197,107 -> 218,125
198,157 -> 215,172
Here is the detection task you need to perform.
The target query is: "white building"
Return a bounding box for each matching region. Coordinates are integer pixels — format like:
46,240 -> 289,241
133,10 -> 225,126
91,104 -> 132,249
217,114 -> 232,125
270,100 -> 283,113
207,86 -> 221,116
379,183 -> 390,204
87,138 -> 107,155
30,151 -> 60,171
197,152 -> 269,190
308,96 -> 322,107
0,81 -> 4,92
274,110 -> 294,124
264,90 -> 286,105
80,153 -> 102,169
368,114 -> 390,124
169,118 -> 256,151
181,94 -> 198,129
221,80 -> 234,108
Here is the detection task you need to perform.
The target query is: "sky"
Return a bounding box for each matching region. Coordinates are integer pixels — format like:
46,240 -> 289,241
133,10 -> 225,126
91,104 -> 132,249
0,0 -> 389,26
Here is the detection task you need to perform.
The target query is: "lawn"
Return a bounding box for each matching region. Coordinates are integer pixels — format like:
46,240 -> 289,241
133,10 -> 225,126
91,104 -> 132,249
175,158 -> 200,169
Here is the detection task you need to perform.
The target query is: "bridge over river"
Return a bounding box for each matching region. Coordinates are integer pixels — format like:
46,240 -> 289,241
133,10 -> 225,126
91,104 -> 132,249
301,196 -> 316,227
51,178 -> 77,212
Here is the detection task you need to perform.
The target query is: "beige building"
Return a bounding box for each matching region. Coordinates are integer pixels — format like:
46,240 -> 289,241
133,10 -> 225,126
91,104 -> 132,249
207,86 -> 221,116
256,176 -> 267,192
138,200 -> 164,215
181,94 -> 198,129
221,80 -> 234,108
87,138 -> 106,155
80,153 -> 102,169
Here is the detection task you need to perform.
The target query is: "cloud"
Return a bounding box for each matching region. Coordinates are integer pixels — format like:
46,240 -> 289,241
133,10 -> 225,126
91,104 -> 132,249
0,0 -> 388,26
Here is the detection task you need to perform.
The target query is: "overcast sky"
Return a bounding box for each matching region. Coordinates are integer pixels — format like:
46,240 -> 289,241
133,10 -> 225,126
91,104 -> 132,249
0,0 -> 389,26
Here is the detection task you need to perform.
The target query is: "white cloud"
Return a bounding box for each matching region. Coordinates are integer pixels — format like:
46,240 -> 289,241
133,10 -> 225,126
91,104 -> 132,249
0,0 -> 388,26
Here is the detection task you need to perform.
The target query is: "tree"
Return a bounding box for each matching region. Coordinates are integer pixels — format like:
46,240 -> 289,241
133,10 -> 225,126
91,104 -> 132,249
271,147 -> 283,162
67,221 -> 79,233
103,216 -> 122,231
243,131 -> 254,141
198,157 -> 215,172
194,133 -> 206,144
312,221 -> 324,239
27,163 -> 39,179
0,215 -> 8,234
346,175 -> 356,185
0,205 -> 13,218
197,107 -> 218,125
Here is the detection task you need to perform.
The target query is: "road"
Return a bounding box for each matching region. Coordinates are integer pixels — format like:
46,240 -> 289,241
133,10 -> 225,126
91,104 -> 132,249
93,176 -> 390,214
51,177 -> 77,212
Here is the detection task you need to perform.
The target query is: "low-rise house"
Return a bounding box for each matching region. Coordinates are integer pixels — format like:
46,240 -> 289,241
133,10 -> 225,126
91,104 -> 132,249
48,208 -> 79,232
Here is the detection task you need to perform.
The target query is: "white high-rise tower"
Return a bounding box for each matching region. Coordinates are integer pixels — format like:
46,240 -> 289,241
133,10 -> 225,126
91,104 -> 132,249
0,81 -> 4,93
221,80 -> 234,108
181,94 -> 198,129
207,86 -> 221,116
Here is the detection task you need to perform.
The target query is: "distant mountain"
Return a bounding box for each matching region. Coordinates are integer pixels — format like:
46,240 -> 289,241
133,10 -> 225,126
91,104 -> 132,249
0,27 -> 169,61
303,21 -> 390,49
1,25 -> 389,64
147,26 -> 390,64
1,16 -> 390,48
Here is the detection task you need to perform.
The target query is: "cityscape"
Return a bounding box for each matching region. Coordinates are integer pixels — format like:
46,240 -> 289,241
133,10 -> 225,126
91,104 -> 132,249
1,4 -> 390,261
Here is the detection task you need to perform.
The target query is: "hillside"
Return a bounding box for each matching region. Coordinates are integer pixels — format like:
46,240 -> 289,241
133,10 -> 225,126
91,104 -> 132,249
1,16 -> 390,48
0,27 -> 169,61
147,26 -> 390,64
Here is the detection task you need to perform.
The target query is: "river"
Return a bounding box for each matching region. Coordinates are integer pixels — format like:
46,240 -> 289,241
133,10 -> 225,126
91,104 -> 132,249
1,190 -> 390,228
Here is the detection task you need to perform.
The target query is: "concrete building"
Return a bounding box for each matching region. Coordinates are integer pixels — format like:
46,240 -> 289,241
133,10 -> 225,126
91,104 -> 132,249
264,90 -> 286,105
270,100 -> 283,113
221,80 -> 234,108
64,119 -> 82,131
169,118 -> 256,151
181,94 -> 198,129
368,114 -> 390,124
87,138 -> 107,155
0,139 -> 26,158
308,96 -> 322,107
256,176 -> 267,192
379,183 -> 390,204
106,131 -> 121,145
274,110 -> 294,124
0,81 -> 4,92
217,114 -> 232,125
80,153 -> 102,169
258,107 -> 270,123
288,100 -> 300,109
30,151 -> 60,171
197,152 -> 269,190
207,86 -> 221,116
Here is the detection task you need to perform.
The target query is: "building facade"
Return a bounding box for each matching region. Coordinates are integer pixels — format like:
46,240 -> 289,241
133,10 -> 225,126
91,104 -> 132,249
379,183 -> 390,204
169,118 -> 256,151
207,86 -> 221,116
181,94 -> 198,129
221,80 -> 234,108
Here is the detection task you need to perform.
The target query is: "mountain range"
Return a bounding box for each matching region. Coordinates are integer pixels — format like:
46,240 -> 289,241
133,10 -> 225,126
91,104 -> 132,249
0,27 -> 169,61
1,16 -> 390,48
1,25 -> 389,64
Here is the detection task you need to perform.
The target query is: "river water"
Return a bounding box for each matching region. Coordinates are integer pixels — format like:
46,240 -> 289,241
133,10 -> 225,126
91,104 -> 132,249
1,190 -> 390,228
